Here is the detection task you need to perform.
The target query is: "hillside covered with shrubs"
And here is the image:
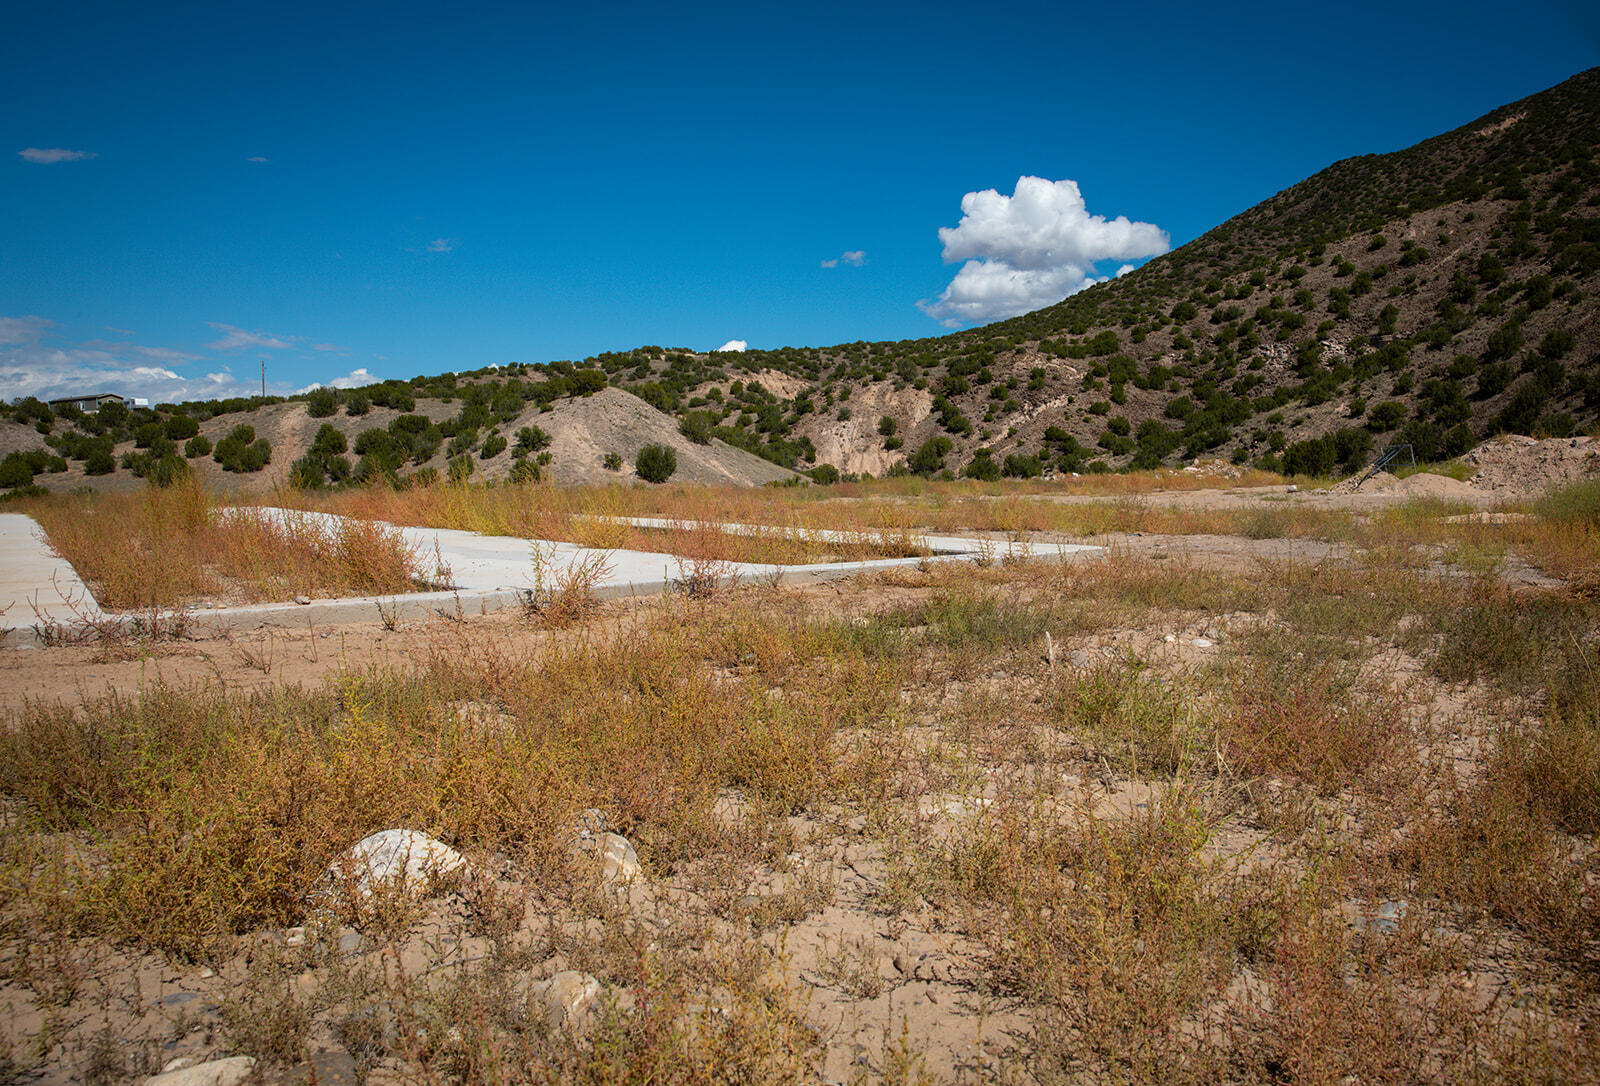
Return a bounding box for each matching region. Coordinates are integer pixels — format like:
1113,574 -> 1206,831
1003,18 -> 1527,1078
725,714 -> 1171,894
3,68 -> 1598,493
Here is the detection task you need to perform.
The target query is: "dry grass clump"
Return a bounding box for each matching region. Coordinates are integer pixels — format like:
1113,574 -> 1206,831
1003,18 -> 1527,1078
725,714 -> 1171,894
26,480 -> 424,608
0,603 -> 903,958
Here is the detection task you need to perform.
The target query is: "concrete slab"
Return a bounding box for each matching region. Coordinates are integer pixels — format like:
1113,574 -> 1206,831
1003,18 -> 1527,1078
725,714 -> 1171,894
0,513 -> 103,637
3,506 -> 1103,644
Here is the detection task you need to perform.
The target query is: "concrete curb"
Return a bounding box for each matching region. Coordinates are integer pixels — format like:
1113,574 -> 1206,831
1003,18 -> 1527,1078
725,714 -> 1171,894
3,507 -> 1104,646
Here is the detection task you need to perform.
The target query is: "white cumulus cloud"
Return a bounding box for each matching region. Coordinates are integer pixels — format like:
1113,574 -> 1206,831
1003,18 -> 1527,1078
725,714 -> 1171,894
919,176 -> 1168,326
714,340 -> 747,352
19,148 -> 97,164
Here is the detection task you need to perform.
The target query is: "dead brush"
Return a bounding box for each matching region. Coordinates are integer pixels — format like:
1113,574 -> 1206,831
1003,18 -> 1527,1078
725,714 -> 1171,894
219,947 -> 312,1066
941,786 -> 1279,1078
659,518 -> 745,598
523,540 -> 613,626
27,481 -> 426,608
1219,639 -> 1409,794
1056,658 -> 1211,777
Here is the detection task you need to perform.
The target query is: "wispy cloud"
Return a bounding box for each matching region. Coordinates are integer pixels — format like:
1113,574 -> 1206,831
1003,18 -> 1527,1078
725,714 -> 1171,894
821,250 -> 867,268
206,322 -> 297,351
0,316 -> 54,346
919,176 -> 1168,326
133,345 -> 201,365
246,156 -> 269,163
426,237 -> 456,253
19,147 -> 98,164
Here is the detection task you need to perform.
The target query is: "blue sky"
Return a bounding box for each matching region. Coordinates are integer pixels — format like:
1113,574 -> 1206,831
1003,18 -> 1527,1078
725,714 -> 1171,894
4,0 -> 1597,403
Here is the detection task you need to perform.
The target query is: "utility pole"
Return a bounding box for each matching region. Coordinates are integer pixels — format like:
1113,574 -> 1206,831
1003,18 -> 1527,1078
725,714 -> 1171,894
261,359 -> 266,398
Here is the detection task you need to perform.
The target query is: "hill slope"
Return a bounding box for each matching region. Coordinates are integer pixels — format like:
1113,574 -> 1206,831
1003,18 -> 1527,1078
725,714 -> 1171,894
4,68 -> 1598,491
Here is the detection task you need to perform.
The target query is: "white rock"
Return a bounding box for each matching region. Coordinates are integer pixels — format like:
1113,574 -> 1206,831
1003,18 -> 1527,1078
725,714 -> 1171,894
144,1056 -> 256,1086
598,833 -> 642,885
535,970 -> 603,1031
324,829 -> 468,902
1191,637 -> 1214,649
294,595 -> 312,605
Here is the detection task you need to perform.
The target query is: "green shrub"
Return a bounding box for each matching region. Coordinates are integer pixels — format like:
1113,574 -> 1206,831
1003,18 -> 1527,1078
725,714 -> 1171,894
570,370 -> 607,395
963,449 -> 1001,481
635,443 -> 676,482
0,454 -> 33,488
305,388 -> 338,417
908,436 -> 952,476
164,415 -> 199,441
1367,401 -> 1407,431
214,425 -> 271,473
515,425 -> 551,453
1282,436 -> 1336,476
679,411 -> 716,445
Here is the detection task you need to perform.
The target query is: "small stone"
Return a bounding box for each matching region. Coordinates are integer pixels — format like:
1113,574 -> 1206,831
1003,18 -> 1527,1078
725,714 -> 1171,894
1352,899 -> 1409,935
572,808 -> 609,842
1191,637 -> 1214,649
295,595 -> 312,605
338,930 -> 363,954
144,1056 -> 257,1086
1065,649 -> 1093,669
1163,633 -> 1177,644
535,970 -> 603,1031
281,925 -> 307,947
1286,484 -> 1298,493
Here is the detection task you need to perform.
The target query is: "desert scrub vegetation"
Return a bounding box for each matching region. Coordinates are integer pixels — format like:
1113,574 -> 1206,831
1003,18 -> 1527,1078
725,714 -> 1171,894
23,479 -> 426,608
3,511 -> 1600,1079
